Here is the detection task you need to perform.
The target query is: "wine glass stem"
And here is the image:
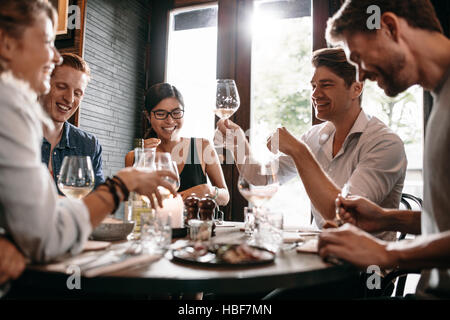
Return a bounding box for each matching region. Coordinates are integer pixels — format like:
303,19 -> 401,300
253,205 -> 263,228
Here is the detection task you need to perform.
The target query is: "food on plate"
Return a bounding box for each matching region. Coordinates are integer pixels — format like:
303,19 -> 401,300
192,242 -> 209,257
176,242 -> 209,259
173,243 -> 275,265
216,244 -> 273,264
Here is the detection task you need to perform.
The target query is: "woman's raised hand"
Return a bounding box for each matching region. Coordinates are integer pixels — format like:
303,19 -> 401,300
144,138 -> 161,149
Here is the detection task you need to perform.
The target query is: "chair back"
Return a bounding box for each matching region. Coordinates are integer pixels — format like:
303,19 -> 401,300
389,193 -> 423,297
398,193 -> 423,240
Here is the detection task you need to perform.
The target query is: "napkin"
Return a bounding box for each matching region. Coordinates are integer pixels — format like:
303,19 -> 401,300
216,221 -> 239,228
284,225 -> 321,233
82,254 -> 161,278
283,231 -> 305,243
83,240 -> 111,252
296,238 -> 318,254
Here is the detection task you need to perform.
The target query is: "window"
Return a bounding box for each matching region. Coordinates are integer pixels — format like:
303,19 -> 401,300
362,83 -> 424,198
250,0 -> 312,226
166,4 -> 218,140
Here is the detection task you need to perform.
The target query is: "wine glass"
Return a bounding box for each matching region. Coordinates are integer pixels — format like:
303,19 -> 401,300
238,156 -> 279,245
213,79 -> 240,148
170,161 -> 181,191
57,156 -> 95,199
154,153 -> 184,229
154,152 -> 180,192
237,156 -> 279,216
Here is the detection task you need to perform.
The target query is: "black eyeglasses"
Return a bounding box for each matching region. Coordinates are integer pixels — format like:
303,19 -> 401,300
151,108 -> 184,120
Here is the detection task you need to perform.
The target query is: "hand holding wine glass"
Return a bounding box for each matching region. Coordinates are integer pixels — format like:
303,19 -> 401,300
214,79 -> 240,148
57,156 -> 95,199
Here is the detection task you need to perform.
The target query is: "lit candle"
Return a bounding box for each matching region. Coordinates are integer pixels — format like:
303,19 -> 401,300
156,194 -> 184,228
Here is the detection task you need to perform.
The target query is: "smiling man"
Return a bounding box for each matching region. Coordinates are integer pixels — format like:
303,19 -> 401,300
219,48 -> 407,234
267,48 -> 407,231
41,53 -> 104,193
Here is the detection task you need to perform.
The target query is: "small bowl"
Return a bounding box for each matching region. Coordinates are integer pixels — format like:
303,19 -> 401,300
91,220 -> 135,241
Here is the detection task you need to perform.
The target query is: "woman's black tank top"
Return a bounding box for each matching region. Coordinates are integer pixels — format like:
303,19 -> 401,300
178,138 -> 207,192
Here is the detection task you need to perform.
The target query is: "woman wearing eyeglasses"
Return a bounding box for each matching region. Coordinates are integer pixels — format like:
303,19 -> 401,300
125,83 -> 229,206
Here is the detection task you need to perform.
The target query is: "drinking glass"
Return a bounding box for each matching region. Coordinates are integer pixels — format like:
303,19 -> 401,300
189,219 -> 213,242
57,156 -> 95,199
128,148 -> 156,239
237,156 -> 279,211
141,211 -> 172,255
237,156 -> 279,242
214,207 -> 224,225
213,79 -> 240,148
135,148 -> 156,170
154,152 -> 180,192
254,210 -> 284,253
134,148 -> 156,208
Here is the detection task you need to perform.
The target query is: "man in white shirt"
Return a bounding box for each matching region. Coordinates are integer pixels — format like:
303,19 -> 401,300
218,47 -> 407,234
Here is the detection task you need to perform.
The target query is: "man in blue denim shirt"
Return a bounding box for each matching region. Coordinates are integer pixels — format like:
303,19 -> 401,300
41,53 -> 104,194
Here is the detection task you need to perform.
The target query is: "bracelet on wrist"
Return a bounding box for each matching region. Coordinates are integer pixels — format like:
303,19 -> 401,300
103,178 -> 120,213
112,175 -> 130,201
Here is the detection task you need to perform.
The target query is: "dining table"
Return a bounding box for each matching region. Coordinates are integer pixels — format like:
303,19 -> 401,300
10,222 -> 361,299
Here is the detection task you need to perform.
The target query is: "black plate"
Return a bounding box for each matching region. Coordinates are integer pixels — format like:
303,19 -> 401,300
171,243 -> 275,267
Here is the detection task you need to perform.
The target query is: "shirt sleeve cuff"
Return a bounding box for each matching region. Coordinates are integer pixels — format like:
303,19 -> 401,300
58,198 -> 93,256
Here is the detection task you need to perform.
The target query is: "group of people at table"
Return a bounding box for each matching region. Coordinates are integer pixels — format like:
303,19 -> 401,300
0,0 -> 449,300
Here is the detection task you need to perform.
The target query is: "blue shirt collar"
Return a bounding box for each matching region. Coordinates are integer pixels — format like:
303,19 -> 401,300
56,122 -> 76,150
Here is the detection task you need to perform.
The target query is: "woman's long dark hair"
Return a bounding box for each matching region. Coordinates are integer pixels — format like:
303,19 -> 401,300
143,83 -> 184,139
